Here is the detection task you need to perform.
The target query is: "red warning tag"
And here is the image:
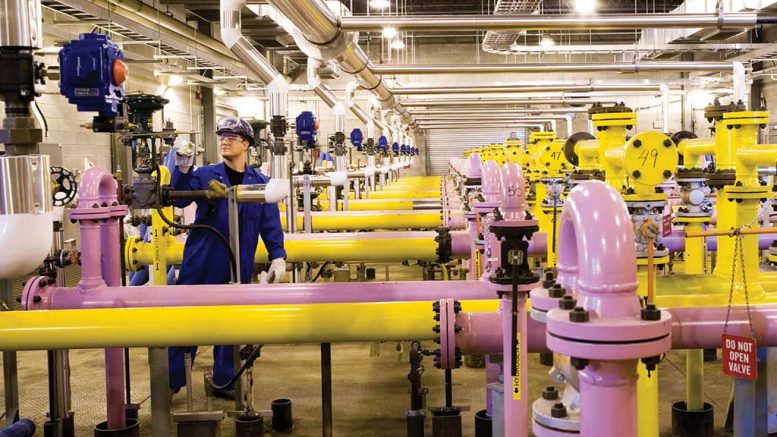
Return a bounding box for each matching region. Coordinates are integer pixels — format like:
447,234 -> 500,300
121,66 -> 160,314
662,214 -> 672,238
722,333 -> 757,381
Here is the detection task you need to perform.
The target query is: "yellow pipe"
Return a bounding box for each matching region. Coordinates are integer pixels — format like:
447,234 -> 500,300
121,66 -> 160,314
0,300 -> 498,351
321,190 -> 440,200
344,199 -> 427,211
152,167 -> 173,286
127,233 -> 446,268
680,221 -> 706,410
280,211 -> 443,231
678,138 -> 715,169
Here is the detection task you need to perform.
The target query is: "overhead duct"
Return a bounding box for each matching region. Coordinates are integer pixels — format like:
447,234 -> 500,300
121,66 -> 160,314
267,0 -> 414,127
400,98 -> 617,107
339,12 -> 773,32
372,61 -> 740,75
411,108 -> 588,115
392,83 -> 669,95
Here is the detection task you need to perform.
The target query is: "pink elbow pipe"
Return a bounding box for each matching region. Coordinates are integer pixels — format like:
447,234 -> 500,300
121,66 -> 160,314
480,160 -> 501,203
500,163 -> 527,220
466,153 -> 482,180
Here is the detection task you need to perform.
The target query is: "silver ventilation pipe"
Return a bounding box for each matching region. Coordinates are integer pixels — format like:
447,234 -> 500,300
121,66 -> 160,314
339,12 -> 771,32
267,0 -> 414,127
411,108 -> 588,115
391,83 -> 668,95
373,61 -> 739,75
400,98 -> 617,107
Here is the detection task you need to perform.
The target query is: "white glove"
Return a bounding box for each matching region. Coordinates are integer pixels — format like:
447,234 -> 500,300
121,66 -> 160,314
260,258 -> 286,284
175,142 -> 195,174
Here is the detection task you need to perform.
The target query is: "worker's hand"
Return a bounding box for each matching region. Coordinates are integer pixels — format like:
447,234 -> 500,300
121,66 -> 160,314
175,142 -> 195,174
260,258 -> 286,284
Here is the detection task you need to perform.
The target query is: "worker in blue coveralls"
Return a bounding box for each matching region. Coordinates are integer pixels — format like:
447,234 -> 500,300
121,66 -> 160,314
167,116 -> 286,398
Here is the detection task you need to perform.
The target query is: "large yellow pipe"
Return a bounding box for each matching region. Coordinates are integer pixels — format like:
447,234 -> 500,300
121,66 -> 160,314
127,233 -> 446,269
0,301 -> 498,351
321,190 -> 441,200
343,199 -> 440,211
280,211 -> 443,231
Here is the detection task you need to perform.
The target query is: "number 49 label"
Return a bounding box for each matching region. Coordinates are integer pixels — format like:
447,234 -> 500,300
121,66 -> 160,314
722,333 -> 757,381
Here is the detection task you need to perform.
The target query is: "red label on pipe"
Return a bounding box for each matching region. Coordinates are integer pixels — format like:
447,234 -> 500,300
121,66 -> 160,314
662,214 -> 672,238
722,333 -> 757,381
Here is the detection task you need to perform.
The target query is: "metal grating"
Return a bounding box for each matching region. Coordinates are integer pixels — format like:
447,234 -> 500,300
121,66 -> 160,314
427,128 -> 527,176
481,0 -> 542,54
41,0 -> 251,82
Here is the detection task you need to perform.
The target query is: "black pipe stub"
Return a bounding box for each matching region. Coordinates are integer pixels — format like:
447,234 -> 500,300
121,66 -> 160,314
93,418 -> 140,437
671,401 -> 714,437
432,407 -> 462,437
406,410 -> 425,437
124,403 -> 139,421
703,348 -> 717,362
235,413 -> 264,437
271,398 -> 293,432
474,409 -> 492,437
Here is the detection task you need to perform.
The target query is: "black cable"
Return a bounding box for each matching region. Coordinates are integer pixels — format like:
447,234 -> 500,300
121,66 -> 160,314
153,167 -> 238,282
206,344 -> 262,391
310,262 -> 331,283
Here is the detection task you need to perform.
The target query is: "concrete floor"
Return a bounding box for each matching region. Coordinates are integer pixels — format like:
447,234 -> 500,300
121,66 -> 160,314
0,344 -> 740,436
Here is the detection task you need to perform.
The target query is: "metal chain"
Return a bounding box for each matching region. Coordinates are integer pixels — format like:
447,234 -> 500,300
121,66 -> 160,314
722,233 -> 756,338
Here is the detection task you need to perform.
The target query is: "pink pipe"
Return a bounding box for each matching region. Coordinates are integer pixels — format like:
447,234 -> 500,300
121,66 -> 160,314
450,231 -> 547,259
557,180 -> 639,319
500,163 -> 527,220
456,311 -> 548,354
24,280 -> 495,310
466,153 -> 482,179
75,166 -> 126,429
502,296 -> 528,437
554,181 -> 642,437
481,160 -> 501,203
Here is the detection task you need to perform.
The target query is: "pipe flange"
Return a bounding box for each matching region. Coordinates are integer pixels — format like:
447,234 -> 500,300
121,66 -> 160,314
20,276 -> 52,310
432,299 -> 460,370
532,397 -> 580,435
704,169 -> 735,189
125,236 -> 143,272
69,205 -> 111,221
545,308 -> 671,361
434,227 -> 452,264
291,28 -> 357,63
530,284 -> 569,320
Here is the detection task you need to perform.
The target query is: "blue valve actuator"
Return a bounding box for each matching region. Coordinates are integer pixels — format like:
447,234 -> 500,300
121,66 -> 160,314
392,142 -> 400,154
350,128 -> 363,150
59,33 -> 126,117
295,111 -> 318,146
378,135 -> 388,152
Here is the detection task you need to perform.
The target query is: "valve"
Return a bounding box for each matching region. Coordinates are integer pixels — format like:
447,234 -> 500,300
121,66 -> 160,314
349,128 -> 363,151
377,136 -> 388,154
295,111 -> 318,148
59,33 -> 128,132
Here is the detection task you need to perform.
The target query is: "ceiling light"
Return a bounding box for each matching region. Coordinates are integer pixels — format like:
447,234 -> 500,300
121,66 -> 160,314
390,39 -> 405,50
382,27 -> 398,39
574,0 -> 597,14
370,0 -> 390,9
539,36 -> 555,47
213,87 -> 226,96
167,75 -> 184,86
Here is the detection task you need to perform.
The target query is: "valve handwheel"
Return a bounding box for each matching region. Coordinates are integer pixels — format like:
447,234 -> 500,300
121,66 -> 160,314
51,166 -> 78,207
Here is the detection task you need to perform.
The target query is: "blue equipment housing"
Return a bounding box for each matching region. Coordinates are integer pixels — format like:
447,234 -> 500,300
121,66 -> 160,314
59,33 -> 125,118
378,135 -> 388,153
392,142 -> 400,155
350,128 -> 364,151
296,111 -> 318,146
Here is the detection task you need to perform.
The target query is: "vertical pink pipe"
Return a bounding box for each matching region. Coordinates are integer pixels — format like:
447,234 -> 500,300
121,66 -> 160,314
481,160 -> 501,203
502,295 -> 529,437
479,160 -> 501,281
579,361 -> 638,436
466,153 -> 482,180
500,163 -> 526,221
77,167 -> 126,429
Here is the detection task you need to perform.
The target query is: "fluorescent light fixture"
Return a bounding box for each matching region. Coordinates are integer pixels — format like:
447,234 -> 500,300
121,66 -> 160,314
390,39 -> 405,50
539,36 -> 555,47
370,0 -> 390,9
574,0 -> 597,14
167,75 -> 184,86
382,27 -> 398,39
213,88 -> 226,96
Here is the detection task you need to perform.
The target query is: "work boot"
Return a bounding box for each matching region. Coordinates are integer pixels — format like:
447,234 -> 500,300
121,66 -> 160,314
203,371 -> 235,400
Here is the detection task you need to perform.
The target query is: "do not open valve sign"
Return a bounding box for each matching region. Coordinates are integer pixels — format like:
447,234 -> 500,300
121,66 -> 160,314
722,334 -> 757,381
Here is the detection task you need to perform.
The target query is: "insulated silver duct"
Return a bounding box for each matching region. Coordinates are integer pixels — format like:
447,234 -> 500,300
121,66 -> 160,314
400,98 -> 616,107
268,0 -> 414,125
412,108 -> 588,115
392,83 -> 666,95
339,12 -> 769,32
373,62 -> 738,75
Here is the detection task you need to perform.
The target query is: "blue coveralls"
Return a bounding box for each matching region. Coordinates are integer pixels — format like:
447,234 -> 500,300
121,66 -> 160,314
167,162 -> 286,390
